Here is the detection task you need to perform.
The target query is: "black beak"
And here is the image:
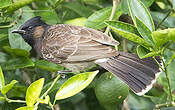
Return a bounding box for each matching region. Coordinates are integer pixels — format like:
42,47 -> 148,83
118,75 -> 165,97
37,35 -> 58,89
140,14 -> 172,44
11,29 -> 25,34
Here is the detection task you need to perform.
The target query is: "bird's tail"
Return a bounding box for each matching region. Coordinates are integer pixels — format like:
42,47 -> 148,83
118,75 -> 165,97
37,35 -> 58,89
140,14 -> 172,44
95,52 -> 161,96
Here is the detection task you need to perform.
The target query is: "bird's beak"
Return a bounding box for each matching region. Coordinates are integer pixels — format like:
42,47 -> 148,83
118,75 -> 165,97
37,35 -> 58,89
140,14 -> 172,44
11,29 -> 25,34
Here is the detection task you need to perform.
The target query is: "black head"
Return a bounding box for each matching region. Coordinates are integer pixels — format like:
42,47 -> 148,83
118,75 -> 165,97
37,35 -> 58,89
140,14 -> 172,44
12,16 -> 48,46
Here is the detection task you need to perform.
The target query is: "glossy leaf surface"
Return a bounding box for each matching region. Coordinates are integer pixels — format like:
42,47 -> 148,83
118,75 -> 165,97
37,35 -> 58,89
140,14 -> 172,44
55,70 -> 99,100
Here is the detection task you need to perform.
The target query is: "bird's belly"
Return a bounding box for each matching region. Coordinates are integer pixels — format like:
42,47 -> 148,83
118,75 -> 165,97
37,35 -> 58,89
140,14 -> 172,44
61,62 -> 96,73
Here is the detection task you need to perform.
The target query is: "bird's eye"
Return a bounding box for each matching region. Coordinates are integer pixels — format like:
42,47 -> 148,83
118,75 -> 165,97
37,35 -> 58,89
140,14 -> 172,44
28,26 -> 33,30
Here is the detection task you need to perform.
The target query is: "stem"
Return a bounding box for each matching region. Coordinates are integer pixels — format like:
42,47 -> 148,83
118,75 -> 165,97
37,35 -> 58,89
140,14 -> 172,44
153,56 -> 174,106
155,102 -> 175,110
35,74 -> 61,107
43,75 -> 61,97
156,9 -> 172,30
53,99 -> 56,106
105,0 -> 118,34
153,56 -> 165,72
7,99 -> 26,103
5,96 -> 26,103
161,57 -> 173,102
0,21 -> 16,28
122,38 -> 127,52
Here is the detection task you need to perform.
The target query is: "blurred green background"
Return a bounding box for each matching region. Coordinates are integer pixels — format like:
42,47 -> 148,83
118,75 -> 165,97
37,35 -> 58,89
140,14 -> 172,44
0,0 -> 175,110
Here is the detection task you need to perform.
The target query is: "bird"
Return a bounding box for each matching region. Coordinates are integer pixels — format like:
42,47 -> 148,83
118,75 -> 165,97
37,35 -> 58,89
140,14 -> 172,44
12,16 -> 160,96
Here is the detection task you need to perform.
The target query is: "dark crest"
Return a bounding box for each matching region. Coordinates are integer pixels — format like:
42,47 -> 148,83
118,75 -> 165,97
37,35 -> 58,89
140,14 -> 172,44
19,16 -> 47,30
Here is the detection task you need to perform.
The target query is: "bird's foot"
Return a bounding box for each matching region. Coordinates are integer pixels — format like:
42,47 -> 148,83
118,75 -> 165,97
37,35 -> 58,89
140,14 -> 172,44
57,70 -> 72,78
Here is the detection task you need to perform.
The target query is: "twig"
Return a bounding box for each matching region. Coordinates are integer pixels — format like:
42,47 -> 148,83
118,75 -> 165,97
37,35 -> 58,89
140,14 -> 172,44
35,74 -> 61,107
153,56 -> 174,107
155,102 -> 175,110
5,95 -> 26,103
6,99 -> 26,103
105,0 -> 118,34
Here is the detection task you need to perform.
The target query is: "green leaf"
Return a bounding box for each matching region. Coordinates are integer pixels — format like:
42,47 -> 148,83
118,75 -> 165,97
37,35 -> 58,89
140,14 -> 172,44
1,80 -> 18,95
16,106 -> 36,110
105,21 -> 140,36
0,0 -> 12,9
64,17 -> 87,26
35,60 -> 64,72
136,45 -> 160,59
7,86 -> 27,98
9,6 -> 34,52
137,45 -> 150,59
0,66 -> 5,90
127,0 -> 155,31
1,57 -> 34,70
0,29 -> 8,42
0,52 -> 9,64
121,0 -> 154,14
105,21 -> 150,48
26,78 -> 44,107
54,0 -> 65,8
3,0 -> 42,14
152,28 -> 175,48
55,70 -> 99,100
128,93 -> 154,110
140,0 -> 155,7
172,0 -> 175,10
3,46 -> 30,57
151,11 -> 175,28
135,17 -> 154,46
35,9 -> 61,25
85,6 -> 122,29
62,2 -> 93,17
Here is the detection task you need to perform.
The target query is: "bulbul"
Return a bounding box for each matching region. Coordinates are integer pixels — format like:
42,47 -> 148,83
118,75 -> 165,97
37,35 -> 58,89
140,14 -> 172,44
12,16 -> 160,96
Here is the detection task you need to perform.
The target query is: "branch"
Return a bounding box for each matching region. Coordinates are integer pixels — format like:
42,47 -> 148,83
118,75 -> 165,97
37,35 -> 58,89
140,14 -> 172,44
105,0 -> 119,34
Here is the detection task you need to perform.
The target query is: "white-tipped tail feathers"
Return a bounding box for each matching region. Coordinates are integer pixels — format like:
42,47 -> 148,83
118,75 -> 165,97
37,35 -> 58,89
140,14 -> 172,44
95,52 -> 161,96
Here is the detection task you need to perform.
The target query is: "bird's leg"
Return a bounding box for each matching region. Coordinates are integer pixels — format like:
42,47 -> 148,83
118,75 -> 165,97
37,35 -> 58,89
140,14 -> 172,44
57,70 -> 72,78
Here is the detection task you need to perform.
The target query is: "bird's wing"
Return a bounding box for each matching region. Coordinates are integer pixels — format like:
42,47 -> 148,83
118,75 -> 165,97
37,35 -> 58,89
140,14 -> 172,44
41,24 -> 119,63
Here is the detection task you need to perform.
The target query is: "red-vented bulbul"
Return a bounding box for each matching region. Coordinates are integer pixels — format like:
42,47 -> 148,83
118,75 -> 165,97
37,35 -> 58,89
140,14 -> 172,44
12,16 -> 160,96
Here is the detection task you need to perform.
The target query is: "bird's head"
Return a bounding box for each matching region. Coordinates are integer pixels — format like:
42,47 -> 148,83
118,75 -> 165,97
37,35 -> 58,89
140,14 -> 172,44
12,16 -> 48,46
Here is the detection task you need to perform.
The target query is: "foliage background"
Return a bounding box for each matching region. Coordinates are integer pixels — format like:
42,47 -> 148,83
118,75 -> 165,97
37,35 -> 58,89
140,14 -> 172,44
0,0 -> 175,110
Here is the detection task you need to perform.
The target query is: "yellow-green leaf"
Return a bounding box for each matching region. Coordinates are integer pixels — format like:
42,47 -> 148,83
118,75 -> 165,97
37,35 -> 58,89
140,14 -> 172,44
0,66 -> 5,90
152,28 -> 175,48
64,17 -> 87,26
26,78 -> 44,107
136,45 -> 161,59
16,106 -> 37,110
1,80 -> 18,95
55,70 -> 99,100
